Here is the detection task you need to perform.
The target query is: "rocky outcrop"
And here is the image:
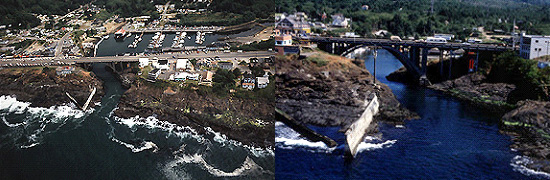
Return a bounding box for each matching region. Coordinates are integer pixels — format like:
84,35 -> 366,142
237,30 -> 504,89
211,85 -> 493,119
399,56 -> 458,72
428,73 -> 516,114
501,101 -> 550,173
0,67 -> 104,108
276,52 -> 418,130
114,80 -> 274,148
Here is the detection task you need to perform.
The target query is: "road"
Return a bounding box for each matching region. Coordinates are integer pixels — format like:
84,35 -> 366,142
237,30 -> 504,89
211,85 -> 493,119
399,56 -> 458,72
55,30 -> 72,57
0,51 -> 274,67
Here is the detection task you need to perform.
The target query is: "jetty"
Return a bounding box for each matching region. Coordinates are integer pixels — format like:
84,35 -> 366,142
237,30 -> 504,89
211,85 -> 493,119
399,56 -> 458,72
275,108 -> 338,147
345,93 -> 379,157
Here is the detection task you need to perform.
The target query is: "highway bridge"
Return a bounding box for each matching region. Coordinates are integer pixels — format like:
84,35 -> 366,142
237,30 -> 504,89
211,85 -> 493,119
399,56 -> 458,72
303,37 -> 517,84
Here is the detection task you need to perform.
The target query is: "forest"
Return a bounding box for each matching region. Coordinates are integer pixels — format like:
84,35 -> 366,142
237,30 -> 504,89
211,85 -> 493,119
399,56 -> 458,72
1,0 -> 273,29
276,0 -> 550,37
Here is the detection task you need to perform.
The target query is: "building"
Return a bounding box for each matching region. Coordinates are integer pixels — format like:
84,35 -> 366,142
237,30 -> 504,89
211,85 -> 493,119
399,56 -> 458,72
242,74 -> 256,89
173,72 -> 200,81
275,12 -> 311,35
520,34 -> 550,59
153,59 -> 170,70
139,58 -> 149,68
434,34 -> 455,41
176,58 -> 190,71
275,34 -> 300,55
218,61 -> 233,70
56,66 -> 74,75
256,76 -> 269,89
148,69 -> 161,82
331,14 -> 350,28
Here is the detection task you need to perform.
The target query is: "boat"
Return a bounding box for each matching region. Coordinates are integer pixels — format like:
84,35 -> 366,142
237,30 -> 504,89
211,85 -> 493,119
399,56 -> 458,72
114,29 -> 126,39
103,35 -> 110,39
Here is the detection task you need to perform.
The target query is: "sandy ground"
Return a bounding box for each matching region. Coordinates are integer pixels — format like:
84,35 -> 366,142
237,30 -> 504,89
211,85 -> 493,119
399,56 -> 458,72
104,22 -> 126,34
230,26 -> 273,44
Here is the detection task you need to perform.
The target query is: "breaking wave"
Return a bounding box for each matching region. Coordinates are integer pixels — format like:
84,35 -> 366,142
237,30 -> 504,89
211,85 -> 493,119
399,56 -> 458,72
0,95 -> 92,149
275,121 -> 396,154
511,155 -> 550,179
164,152 -> 263,178
111,137 -> 159,153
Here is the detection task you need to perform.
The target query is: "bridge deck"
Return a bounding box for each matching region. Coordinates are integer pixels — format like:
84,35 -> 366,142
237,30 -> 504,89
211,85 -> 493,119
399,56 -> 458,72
306,37 -> 516,51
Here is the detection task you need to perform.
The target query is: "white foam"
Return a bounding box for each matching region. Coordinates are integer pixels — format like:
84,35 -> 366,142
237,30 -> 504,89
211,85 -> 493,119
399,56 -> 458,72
275,121 -> 336,153
511,155 -> 550,178
0,95 -> 91,149
114,115 -> 274,157
111,138 -> 159,153
167,154 -> 262,177
356,139 -> 396,153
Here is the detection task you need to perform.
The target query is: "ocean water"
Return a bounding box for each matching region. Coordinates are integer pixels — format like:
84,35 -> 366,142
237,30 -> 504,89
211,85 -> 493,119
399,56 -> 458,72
275,49 -> 548,179
0,63 -> 274,179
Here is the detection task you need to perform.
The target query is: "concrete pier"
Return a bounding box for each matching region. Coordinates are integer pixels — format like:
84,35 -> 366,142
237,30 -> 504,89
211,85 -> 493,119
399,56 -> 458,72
345,93 -> 379,157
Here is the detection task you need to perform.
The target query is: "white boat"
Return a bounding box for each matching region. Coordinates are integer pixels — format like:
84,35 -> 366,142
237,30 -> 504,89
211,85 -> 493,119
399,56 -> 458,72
103,35 -> 110,39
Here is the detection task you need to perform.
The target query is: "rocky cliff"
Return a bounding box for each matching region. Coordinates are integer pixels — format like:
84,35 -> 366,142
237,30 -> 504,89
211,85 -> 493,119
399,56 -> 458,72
275,52 -> 418,130
0,67 -> 104,109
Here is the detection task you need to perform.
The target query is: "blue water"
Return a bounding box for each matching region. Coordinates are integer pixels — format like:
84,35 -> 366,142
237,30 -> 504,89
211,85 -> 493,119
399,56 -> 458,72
275,50 -> 539,179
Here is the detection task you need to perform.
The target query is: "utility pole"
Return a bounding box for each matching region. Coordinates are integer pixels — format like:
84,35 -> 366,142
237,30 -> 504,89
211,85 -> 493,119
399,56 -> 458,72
373,46 -> 377,86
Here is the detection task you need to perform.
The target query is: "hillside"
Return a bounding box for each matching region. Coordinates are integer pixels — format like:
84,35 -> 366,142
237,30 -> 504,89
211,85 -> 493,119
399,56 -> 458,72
276,0 -> 550,37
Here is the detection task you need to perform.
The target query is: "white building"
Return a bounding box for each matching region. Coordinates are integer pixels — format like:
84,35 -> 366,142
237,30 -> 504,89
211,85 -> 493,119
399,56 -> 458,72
520,35 -> 550,59
434,34 -> 455,41
139,58 -> 149,68
256,76 -> 269,89
176,58 -> 190,71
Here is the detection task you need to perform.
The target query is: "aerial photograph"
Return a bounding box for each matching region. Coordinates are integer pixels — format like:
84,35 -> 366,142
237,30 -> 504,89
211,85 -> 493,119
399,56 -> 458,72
0,0 -> 274,179
275,0 -> 550,179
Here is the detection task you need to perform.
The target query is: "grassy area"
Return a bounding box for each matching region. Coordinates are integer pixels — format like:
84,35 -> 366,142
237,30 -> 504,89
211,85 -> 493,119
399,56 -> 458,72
306,56 -> 329,67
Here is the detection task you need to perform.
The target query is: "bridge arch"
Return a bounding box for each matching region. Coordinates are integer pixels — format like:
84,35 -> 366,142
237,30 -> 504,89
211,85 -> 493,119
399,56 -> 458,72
340,44 -> 422,79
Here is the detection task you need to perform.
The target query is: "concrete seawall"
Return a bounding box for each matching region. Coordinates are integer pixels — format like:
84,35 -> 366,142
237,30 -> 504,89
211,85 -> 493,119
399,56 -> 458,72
346,93 -> 379,157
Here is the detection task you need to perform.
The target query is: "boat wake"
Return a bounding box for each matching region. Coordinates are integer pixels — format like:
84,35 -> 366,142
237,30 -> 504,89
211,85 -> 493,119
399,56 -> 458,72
0,95 -> 92,149
511,155 -> 550,179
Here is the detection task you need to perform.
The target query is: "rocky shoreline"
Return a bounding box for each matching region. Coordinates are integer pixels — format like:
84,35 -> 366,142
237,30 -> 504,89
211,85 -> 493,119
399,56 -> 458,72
113,78 -> 275,149
275,52 -> 418,132
0,66 -> 104,109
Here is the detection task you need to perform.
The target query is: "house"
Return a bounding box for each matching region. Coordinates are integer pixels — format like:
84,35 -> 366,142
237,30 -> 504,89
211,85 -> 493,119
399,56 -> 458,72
173,72 -> 200,81
147,69 -> 161,82
275,12 -> 311,35
56,66 -> 74,75
218,61 -> 233,70
256,76 -> 269,89
520,34 -> 550,60
241,73 -> 255,89
275,34 -> 300,55
200,71 -> 214,85
331,14 -> 350,28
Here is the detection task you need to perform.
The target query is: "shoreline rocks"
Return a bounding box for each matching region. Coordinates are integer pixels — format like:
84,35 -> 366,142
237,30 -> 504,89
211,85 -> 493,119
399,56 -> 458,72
275,52 -> 418,131
114,79 -> 274,149
0,67 -> 104,109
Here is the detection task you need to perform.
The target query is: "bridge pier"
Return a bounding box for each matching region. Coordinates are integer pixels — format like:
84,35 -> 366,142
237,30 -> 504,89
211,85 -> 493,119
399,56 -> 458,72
449,50 -> 453,79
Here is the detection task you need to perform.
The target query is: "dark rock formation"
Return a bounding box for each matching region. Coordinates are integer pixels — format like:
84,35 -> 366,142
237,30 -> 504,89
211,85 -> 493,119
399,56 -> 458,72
502,100 -> 550,173
0,67 -> 104,109
276,52 -> 418,130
